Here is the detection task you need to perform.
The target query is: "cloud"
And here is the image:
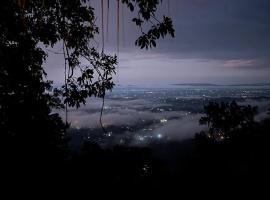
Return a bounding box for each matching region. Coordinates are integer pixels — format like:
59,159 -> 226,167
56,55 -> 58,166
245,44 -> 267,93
223,59 -> 255,68
239,99 -> 270,112
62,86 -> 270,148
151,114 -> 206,141
65,95 -> 208,146
66,89 -> 270,130
44,0 -> 270,86
68,102 -> 185,129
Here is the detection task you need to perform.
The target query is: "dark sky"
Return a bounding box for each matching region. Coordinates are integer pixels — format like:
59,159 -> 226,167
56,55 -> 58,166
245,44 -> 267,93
45,0 -> 270,86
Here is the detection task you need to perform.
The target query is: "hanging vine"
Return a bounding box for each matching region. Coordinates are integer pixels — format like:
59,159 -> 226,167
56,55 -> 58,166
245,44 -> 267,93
117,0 -> 120,55
16,0 -> 26,9
122,1 -> 125,47
10,0 -> 175,133
100,0 -> 107,134
63,40 -> 68,125
168,0 -> 171,16
101,0 -> 105,51
116,0 -> 120,84
106,0 -> 110,42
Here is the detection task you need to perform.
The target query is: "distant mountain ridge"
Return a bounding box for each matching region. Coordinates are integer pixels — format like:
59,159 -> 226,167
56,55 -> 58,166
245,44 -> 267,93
171,83 -> 270,87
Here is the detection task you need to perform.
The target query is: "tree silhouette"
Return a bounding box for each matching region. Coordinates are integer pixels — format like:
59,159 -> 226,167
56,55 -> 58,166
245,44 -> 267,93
194,102 -> 270,192
0,0 -> 174,162
198,101 -> 258,142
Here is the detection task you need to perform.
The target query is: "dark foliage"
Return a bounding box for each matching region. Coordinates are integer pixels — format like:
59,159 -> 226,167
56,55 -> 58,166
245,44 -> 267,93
197,101 -> 258,142
0,2 -> 67,163
2,1 -> 269,197
193,101 -> 270,195
0,0 -> 175,194
0,0 -> 174,163
123,0 -> 175,49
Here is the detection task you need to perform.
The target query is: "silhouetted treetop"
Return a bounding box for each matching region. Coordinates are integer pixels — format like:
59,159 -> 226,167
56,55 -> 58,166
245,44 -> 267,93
198,101 -> 258,142
0,0 -> 174,161
1,0 -> 174,108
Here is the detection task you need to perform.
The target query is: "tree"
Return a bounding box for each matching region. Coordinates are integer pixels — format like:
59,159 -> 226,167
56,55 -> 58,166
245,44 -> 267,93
0,0 -> 174,161
198,101 -> 258,142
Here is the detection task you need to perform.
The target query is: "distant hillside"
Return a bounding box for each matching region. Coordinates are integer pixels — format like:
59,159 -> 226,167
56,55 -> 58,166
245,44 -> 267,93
172,83 -> 270,87
172,83 -> 218,86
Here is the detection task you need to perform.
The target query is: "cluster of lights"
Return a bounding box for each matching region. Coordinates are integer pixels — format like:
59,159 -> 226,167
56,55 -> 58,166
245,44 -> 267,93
207,131 -> 227,142
106,132 -> 112,137
157,108 -> 165,112
138,136 -> 145,141
135,133 -> 165,143
160,118 -> 168,123
142,164 -> 150,173
72,120 -> 81,130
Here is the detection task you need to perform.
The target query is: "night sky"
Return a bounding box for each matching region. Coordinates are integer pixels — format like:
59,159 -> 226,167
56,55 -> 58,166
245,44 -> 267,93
45,0 -> 270,86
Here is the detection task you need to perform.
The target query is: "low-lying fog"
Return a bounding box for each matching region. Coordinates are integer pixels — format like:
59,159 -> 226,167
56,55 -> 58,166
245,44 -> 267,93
57,86 -> 270,148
